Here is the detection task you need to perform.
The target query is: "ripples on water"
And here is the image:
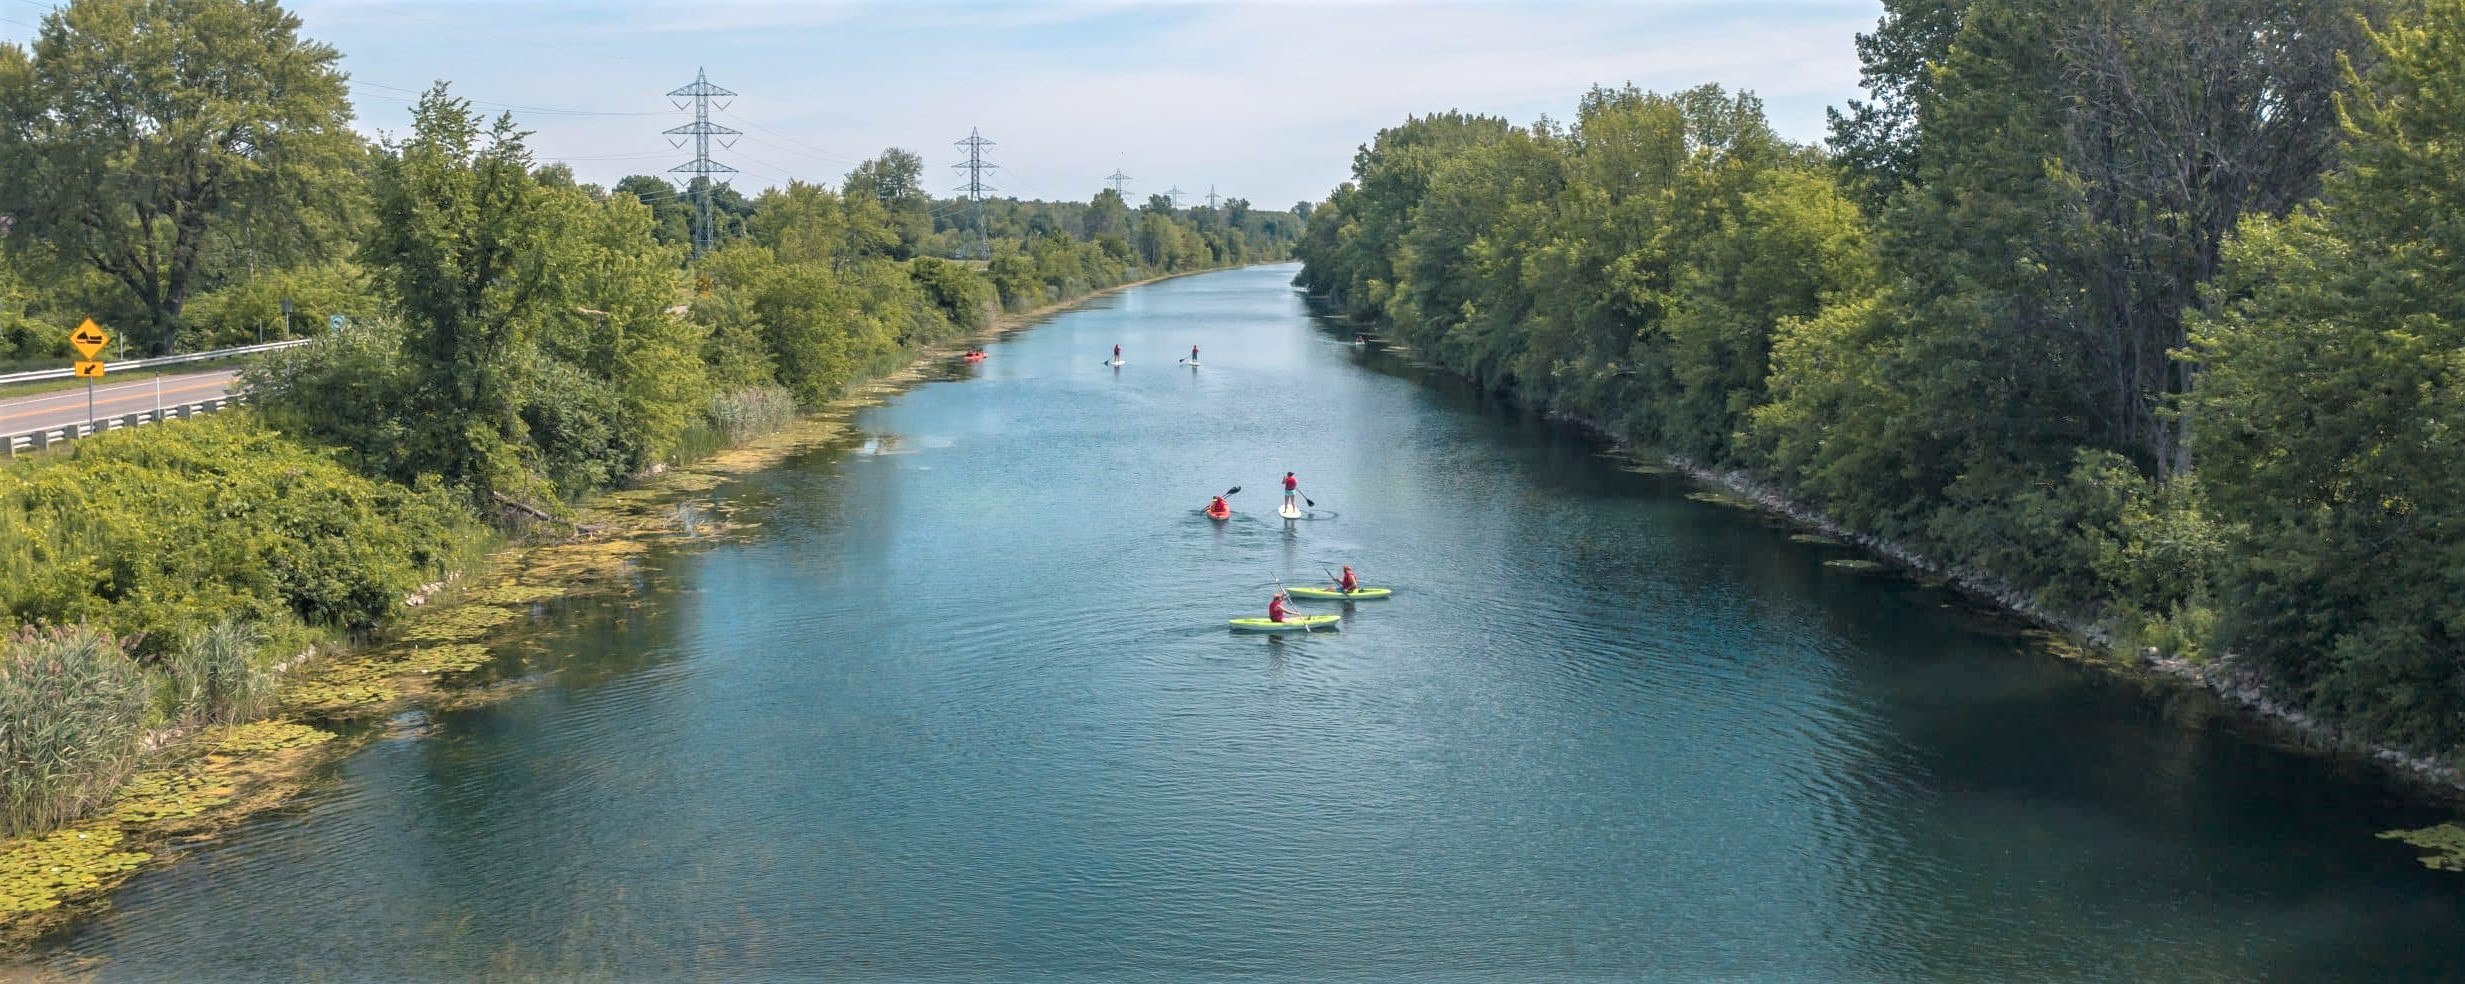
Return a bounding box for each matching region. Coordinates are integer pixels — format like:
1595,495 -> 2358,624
25,265 -> 2465,982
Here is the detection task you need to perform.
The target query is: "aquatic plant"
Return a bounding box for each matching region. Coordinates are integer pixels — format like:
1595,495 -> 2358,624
0,825 -> 146,915
2380,824 -> 2465,872
0,626 -> 151,837
394,644 -> 494,676
1823,559 -> 1885,571
399,605 -> 521,643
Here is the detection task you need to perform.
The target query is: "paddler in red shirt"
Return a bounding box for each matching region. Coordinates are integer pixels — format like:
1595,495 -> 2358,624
1268,591 -> 1290,623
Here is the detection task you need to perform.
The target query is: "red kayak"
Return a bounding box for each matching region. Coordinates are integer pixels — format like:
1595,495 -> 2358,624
1205,505 -> 1230,520
963,352 -> 987,361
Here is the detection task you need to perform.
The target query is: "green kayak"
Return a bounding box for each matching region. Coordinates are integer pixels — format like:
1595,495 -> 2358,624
1228,615 -> 1341,633
1286,585 -> 1393,601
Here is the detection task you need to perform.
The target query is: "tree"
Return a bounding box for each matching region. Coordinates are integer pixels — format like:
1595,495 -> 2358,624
2187,0 -> 2465,749
843,148 -> 932,256
363,85 -> 573,504
0,0 -> 357,354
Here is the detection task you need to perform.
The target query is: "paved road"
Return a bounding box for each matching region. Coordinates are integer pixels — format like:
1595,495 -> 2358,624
0,369 -> 242,436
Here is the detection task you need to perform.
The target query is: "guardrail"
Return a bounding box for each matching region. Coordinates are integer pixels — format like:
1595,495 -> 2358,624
0,337 -> 312,387
4,393 -> 249,458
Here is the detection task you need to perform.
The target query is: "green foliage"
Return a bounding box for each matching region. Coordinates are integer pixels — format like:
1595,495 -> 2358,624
178,259 -> 376,347
0,413 -> 480,647
2186,0 -> 2465,750
0,0 -> 360,354
0,625 -> 150,836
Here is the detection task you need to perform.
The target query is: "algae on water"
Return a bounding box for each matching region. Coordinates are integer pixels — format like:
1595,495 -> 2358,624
399,605 -> 522,642
1824,559 -> 1886,571
2380,824 -> 2465,871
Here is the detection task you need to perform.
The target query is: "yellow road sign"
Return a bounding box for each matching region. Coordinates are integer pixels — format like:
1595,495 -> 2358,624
73,360 -> 105,378
70,319 -> 108,359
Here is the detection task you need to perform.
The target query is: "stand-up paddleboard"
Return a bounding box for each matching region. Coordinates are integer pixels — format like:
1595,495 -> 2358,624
1106,359 -> 1125,367
1185,360 -> 1200,367
1278,503 -> 1302,520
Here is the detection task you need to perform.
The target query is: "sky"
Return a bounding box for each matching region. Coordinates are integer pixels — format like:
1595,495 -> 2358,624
6,0 -> 1885,210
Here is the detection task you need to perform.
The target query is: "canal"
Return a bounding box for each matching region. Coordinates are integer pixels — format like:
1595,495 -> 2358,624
31,263 -> 2465,981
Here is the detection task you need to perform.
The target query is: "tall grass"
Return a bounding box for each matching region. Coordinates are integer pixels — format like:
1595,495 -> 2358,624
166,620 -> 275,726
670,385 -> 801,464
0,625 -> 151,836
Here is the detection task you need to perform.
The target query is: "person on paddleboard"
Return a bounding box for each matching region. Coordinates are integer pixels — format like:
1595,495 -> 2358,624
1337,565 -> 1359,594
1113,344 -> 1122,362
1268,591 -> 1291,623
1282,472 -> 1299,511
1191,344 -> 1200,362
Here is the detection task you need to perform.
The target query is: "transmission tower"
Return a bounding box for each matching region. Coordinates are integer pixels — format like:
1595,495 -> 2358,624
665,68 -> 739,258
1106,170 -> 1132,196
953,127 -> 998,260
1205,185 -> 1221,209
1163,186 -> 1185,209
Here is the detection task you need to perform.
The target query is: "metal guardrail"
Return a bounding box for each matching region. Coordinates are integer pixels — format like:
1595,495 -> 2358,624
4,393 -> 249,458
0,337 -> 312,386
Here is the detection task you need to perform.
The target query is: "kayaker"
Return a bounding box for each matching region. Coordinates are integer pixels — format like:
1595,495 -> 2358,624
1282,471 -> 1299,511
1268,591 -> 1290,623
1337,565 -> 1358,594
1207,495 -> 1229,518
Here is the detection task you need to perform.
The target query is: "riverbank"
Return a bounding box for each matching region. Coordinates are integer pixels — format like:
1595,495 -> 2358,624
1652,451 -> 2465,793
0,262 -> 1249,955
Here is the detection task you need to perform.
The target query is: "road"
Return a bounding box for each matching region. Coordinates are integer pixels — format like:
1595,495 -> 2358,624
0,369 -> 242,436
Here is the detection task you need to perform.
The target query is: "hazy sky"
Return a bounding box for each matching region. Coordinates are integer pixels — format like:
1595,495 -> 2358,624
7,0 -> 1885,209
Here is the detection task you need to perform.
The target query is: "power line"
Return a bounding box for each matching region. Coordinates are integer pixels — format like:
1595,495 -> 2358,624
952,127 -> 997,261
665,68 -> 739,259
350,79 -> 675,118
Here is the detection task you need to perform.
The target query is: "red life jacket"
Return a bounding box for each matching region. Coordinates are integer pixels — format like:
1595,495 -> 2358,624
1283,475 -> 1297,492
1269,596 -> 1288,622
1340,569 -> 1357,591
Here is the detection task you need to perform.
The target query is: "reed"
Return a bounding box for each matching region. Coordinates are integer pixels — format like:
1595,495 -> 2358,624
0,625 -> 151,837
166,620 -> 275,727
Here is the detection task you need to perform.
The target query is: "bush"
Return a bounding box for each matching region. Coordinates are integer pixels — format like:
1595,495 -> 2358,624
0,413 -> 483,650
0,625 -> 151,836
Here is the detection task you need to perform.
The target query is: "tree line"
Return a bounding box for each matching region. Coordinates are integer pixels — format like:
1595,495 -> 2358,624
1297,0 -> 2465,754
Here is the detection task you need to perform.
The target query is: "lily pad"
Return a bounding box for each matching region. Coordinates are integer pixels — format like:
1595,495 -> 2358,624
399,605 -> 522,643
1790,534 -> 1845,547
1823,559 -> 1886,571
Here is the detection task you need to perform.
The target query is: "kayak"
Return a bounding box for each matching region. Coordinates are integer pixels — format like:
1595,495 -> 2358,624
963,353 -> 987,361
1205,507 -> 1230,520
1286,585 -> 1392,601
1229,615 -> 1340,633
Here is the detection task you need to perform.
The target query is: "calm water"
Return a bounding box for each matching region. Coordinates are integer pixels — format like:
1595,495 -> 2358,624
27,264 -> 2465,981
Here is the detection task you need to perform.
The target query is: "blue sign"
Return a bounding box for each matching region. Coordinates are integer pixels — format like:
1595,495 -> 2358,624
327,314 -> 347,331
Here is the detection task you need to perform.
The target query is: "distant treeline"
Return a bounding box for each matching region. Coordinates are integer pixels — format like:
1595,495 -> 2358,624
0,0 -> 1303,836
1298,0 -> 2465,754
